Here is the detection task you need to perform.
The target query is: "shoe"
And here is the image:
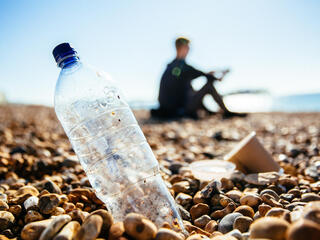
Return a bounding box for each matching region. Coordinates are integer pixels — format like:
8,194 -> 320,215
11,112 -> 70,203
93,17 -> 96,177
222,111 -> 247,119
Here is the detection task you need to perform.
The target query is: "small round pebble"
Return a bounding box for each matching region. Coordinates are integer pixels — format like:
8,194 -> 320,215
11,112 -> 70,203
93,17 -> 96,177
233,216 -> 253,233
249,217 -> 289,240
218,212 -> 243,234
123,213 -> 157,240
155,228 -> 184,240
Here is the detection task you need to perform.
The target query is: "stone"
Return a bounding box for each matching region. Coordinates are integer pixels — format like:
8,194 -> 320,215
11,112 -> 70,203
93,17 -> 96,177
177,204 -> 191,221
260,189 -> 280,201
277,177 -> 298,189
21,219 -> 53,240
225,229 -> 242,240
249,217 -> 289,240
24,196 -> 39,211
175,193 -> 193,209
189,203 -> 210,220
186,234 -> 211,240
211,202 -> 236,220
233,216 -> 253,233
43,180 -> 62,194
193,191 -> 207,204
123,213 -> 157,240
155,228 -> 184,240
74,214 -> 103,240
261,193 -> 283,208
200,180 -> 221,199
211,235 -> 237,240
39,214 -> 72,240
8,204 -> 21,216
24,210 -> 44,224
172,181 -> 191,194
38,193 -> 60,214
53,221 -> 80,240
108,222 -> 125,240
0,211 -> 14,231
0,200 -> 9,211
287,219 -> 320,240
234,206 -> 254,218
218,212 -> 243,234
239,194 -> 261,208
265,207 -> 289,218
301,193 -> 320,202
244,172 -> 279,186
194,215 -> 211,229
9,186 -> 39,204
87,209 -> 113,235
225,190 -> 242,203
303,201 -> 320,224
204,220 -> 218,233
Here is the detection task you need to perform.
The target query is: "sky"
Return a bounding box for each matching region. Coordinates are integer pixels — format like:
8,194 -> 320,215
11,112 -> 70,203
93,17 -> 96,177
0,0 -> 319,106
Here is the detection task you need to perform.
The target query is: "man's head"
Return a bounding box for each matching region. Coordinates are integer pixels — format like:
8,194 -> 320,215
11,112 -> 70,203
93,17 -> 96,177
175,37 -> 190,59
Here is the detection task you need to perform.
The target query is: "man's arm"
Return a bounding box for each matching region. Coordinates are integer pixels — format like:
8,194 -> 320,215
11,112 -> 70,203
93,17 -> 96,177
184,64 -> 217,82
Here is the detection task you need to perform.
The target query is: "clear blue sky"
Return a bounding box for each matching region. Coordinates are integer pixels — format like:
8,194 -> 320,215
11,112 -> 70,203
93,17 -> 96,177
0,0 -> 319,106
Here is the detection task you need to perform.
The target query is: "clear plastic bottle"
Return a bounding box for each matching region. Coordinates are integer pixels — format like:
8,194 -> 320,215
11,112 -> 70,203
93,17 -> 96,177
53,43 -> 184,230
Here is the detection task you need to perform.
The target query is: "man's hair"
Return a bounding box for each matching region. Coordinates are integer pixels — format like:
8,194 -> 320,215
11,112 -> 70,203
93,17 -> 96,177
175,37 -> 190,49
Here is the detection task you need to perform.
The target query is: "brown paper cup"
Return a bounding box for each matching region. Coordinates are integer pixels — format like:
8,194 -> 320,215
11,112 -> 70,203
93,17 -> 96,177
224,131 -> 280,174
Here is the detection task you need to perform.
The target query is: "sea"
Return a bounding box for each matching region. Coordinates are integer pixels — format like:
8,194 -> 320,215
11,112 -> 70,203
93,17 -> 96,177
129,92 -> 320,112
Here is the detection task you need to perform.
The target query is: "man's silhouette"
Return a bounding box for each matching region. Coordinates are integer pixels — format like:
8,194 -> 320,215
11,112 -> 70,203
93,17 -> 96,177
153,37 -> 245,119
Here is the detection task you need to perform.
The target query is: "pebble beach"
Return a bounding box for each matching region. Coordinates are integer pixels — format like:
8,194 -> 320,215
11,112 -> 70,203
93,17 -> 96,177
0,104 -> 320,240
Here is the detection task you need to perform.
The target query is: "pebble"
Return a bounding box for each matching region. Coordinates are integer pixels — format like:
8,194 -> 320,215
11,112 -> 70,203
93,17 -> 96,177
265,207 -> 289,218
176,193 -> 193,209
39,214 -> 71,240
260,189 -> 280,201
194,215 -> 211,228
24,210 -> 44,224
87,209 -> 113,235
155,228 -> 184,240
53,221 -> 80,240
108,222 -> 125,240
261,193 -> 283,208
204,220 -> 218,233
244,172 -> 279,186
9,186 -> 39,204
225,229 -> 242,240
172,181 -> 191,194
234,205 -> 254,218
233,216 -> 253,233
8,204 -> 21,216
24,196 -> 39,210
186,234 -> 210,240
43,180 -> 62,194
218,212 -> 243,234
301,193 -> 320,202
0,200 -> 9,211
190,203 -> 210,220
239,194 -> 261,208
211,202 -> 236,220
287,219 -> 320,240
211,235 -> 237,240
225,190 -> 242,203
21,219 -> 53,240
38,193 -> 60,214
249,217 -> 289,240
0,211 -> 15,231
74,214 -> 103,240
123,213 -> 157,240
178,204 -> 191,221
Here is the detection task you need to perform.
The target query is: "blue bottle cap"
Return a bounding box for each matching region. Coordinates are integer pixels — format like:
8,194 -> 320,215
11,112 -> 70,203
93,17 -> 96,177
52,43 -> 78,66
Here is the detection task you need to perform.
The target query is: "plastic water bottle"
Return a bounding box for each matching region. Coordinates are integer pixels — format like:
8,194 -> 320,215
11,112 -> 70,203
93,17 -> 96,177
52,43 -> 184,230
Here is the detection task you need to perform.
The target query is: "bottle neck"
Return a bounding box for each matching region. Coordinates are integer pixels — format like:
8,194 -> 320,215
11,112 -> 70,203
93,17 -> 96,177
59,56 -> 80,68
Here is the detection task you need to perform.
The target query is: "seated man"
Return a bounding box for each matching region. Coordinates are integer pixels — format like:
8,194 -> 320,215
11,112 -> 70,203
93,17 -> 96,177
152,37 -> 245,119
